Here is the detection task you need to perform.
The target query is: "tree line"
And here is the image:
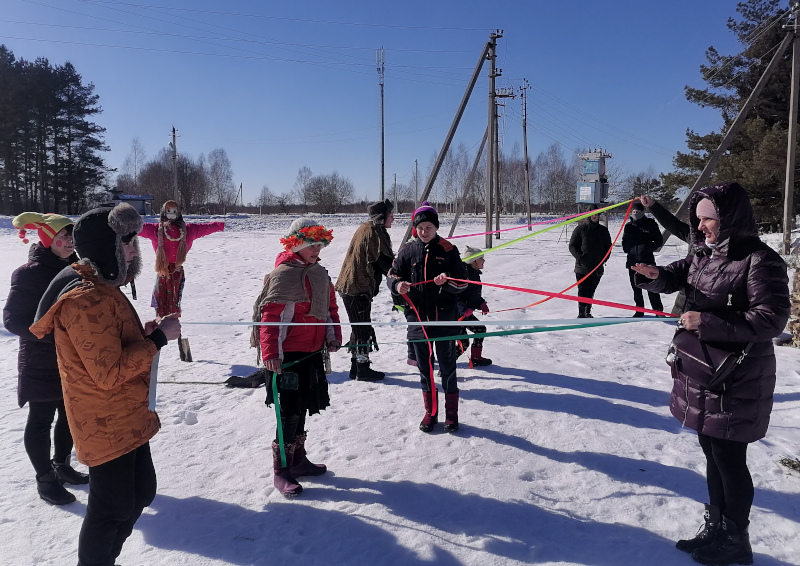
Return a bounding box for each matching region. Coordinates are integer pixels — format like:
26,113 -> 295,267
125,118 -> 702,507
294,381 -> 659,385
0,45 -> 108,215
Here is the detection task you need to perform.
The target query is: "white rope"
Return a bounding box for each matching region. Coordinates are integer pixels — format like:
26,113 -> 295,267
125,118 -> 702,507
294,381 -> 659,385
184,317 -> 674,327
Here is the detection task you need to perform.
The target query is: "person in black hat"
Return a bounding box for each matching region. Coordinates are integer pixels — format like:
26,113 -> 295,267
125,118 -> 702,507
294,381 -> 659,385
568,204 -> 612,318
335,199 -> 395,381
622,200 -> 664,316
31,203 -> 181,566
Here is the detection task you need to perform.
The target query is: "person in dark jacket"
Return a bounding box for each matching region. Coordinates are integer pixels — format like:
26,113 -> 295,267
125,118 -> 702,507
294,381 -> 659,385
3,212 -> 88,506
640,195 -> 692,315
633,183 -> 789,566
335,199 -> 395,381
457,246 -> 491,366
568,205 -> 612,318
622,200 -> 664,316
388,203 -> 467,433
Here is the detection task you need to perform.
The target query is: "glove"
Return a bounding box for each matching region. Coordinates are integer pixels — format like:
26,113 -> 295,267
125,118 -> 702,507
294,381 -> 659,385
463,308 -> 474,317
480,302 -> 489,315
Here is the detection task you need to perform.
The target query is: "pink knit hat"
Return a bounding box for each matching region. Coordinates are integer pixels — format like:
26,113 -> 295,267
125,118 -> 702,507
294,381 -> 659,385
695,197 -> 719,220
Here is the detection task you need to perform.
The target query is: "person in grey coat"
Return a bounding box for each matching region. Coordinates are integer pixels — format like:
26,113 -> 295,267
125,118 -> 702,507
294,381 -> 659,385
633,182 -> 789,566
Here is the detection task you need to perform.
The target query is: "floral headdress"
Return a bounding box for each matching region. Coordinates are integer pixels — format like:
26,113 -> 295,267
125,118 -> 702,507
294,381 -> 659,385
280,217 -> 334,252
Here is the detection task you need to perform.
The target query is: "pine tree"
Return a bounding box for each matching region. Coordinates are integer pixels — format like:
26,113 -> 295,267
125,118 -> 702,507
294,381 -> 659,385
662,0 -> 797,225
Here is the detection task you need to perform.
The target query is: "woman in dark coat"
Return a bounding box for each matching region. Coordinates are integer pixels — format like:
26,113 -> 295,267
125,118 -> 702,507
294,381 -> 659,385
3,213 -> 89,505
633,183 -> 789,565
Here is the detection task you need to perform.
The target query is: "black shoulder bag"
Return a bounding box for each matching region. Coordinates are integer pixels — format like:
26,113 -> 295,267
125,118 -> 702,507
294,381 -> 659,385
665,329 -> 752,391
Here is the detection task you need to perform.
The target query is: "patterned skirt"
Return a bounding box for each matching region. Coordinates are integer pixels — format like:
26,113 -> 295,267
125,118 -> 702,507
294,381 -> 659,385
151,264 -> 185,317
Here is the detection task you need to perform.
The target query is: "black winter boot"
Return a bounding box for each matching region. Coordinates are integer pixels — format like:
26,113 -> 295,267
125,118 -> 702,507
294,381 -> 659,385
290,433 -> 327,477
52,458 -> 89,485
676,504 -> 721,553
349,358 -> 357,379
356,361 -> 385,381
578,303 -> 588,318
444,392 -> 459,433
272,441 -> 302,497
691,516 -> 753,565
420,390 -> 438,433
36,470 -> 76,505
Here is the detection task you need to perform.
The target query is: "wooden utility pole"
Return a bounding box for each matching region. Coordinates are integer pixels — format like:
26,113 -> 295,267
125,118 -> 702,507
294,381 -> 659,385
414,159 -> 419,208
495,87 -> 514,239
520,78 -> 532,229
401,35 -> 495,245
378,47 -> 386,201
169,126 -> 178,205
784,3 -> 800,254
485,32 -> 501,248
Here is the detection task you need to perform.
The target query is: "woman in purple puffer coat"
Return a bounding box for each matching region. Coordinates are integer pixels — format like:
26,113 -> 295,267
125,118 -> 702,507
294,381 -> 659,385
633,182 -> 789,566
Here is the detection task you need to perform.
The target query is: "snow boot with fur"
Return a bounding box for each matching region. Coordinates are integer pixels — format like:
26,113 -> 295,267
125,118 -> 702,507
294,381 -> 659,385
444,392 -> 459,433
676,504 -> 721,553
691,516 -> 753,565
272,441 -> 302,497
419,390 -> 438,433
52,457 -> 89,485
36,470 -> 76,505
470,346 -> 492,367
290,432 -> 327,477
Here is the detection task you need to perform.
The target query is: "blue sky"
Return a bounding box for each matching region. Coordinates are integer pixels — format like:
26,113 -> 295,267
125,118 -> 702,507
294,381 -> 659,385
1,0 -> 751,204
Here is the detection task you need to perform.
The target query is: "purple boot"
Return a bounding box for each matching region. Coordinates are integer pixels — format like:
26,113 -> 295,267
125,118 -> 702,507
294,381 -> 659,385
272,441 -> 302,497
420,390 -> 438,433
290,433 -> 327,477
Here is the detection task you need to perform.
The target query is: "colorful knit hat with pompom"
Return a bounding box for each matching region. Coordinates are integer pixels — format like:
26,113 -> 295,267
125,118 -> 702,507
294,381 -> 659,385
12,212 -> 73,247
280,217 -> 334,253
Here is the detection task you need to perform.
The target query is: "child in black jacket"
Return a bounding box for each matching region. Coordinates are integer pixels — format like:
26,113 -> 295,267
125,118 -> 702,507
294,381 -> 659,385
387,203 -> 467,433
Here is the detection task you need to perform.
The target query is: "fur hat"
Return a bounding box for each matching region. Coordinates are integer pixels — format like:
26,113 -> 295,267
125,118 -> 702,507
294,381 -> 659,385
413,202 -> 439,228
462,246 -> 484,263
280,217 -> 334,253
73,203 -> 143,287
12,212 -> 73,247
367,199 -> 394,222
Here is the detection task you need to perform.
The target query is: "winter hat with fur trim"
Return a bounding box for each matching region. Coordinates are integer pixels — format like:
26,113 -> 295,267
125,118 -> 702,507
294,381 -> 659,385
280,217 -> 334,253
73,203 -> 143,287
12,212 -> 73,247
413,202 -> 439,228
461,246 -> 484,263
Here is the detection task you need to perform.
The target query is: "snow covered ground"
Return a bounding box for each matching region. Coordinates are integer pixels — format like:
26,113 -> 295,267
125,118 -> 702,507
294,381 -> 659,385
0,212 -> 798,566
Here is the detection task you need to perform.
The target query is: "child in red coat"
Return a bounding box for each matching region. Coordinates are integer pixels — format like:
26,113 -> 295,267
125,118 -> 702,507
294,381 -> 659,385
251,218 -> 342,497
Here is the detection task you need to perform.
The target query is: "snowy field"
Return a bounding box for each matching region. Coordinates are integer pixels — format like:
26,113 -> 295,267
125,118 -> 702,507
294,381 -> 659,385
0,212 -> 798,566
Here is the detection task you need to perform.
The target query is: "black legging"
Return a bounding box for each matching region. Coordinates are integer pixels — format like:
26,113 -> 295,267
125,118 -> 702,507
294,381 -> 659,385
340,294 -> 376,360
25,399 -> 74,477
628,268 -> 663,311
460,313 -> 485,349
697,433 -> 753,528
78,442 -> 157,566
576,272 -> 602,300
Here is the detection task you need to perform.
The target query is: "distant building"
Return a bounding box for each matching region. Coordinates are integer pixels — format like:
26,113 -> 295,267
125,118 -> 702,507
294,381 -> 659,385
111,194 -> 154,215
